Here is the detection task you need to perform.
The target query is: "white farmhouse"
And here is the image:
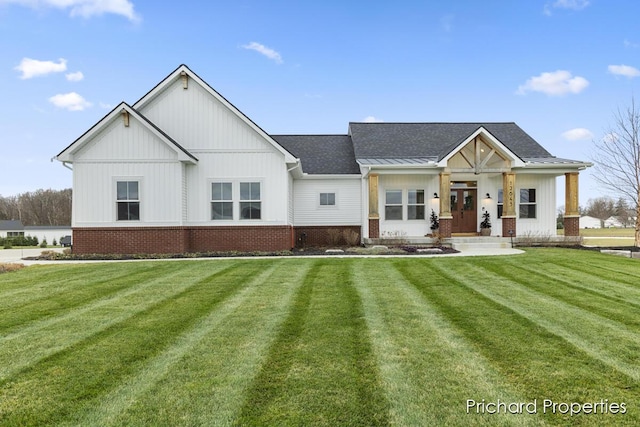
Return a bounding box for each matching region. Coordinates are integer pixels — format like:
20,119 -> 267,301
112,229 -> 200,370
55,65 -> 591,254
579,215 -> 602,229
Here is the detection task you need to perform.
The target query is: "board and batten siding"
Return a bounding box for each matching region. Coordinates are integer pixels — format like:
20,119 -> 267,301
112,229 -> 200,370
185,152 -> 289,224
138,77 -> 271,152
136,74 -> 292,225
70,116 -> 184,227
510,174 -> 556,236
293,179 -> 362,226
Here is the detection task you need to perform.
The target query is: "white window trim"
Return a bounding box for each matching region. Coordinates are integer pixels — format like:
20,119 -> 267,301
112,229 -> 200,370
211,181 -> 234,221
384,189 -> 404,221
207,178 -> 265,222
407,189 -> 426,221
114,177 -> 142,222
518,187 -> 537,219
318,191 -> 338,209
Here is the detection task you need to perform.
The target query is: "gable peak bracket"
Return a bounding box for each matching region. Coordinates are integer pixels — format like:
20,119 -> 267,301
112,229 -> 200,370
180,70 -> 188,89
121,109 -> 130,127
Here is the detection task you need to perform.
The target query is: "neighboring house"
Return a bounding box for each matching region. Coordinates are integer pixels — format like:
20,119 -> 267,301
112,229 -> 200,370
579,215 -> 602,229
0,220 -> 71,243
0,220 -> 25,238
604,216 -> 623,228
55,64 -> 592,254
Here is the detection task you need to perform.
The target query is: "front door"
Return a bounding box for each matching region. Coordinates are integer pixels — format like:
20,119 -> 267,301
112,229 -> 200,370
451,189 -> 477,233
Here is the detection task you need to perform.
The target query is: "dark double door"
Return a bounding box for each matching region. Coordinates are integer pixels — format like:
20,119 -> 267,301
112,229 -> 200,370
450,189 -> 477,234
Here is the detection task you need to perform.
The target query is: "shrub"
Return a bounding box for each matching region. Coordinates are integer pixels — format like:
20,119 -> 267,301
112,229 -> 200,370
327,229 -> 343,246
40,239 -> 48,248
342,229 -> 360,246
52,238 -> 58,246
3,241 -> 12,249
0,263 -> 25,274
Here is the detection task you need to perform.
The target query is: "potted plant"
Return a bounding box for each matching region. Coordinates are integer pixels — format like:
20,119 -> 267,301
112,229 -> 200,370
480,209 -> 491,236
429,209 -> 439,234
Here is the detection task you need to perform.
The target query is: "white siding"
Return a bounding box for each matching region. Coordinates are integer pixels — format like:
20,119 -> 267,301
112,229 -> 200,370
293,179 -> 362,226
378,174 -> 440,236
74,118 -> 178,161
512,174 -> 556,236
139,78 -> 273,152
72,162 -> 183,226
185,152 -> 289,224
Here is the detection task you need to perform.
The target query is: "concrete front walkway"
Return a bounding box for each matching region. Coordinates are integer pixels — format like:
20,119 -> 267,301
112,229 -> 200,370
1,247 -> 524,266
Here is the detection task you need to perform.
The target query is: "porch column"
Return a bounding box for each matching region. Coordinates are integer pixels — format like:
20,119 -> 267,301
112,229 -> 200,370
564,172 -> 580,237
368,173 -> 380,238
439,172 -> 452,237
502,172 -> 517,237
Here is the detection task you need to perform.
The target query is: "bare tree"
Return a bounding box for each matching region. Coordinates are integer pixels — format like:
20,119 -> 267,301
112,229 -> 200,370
0,189 -> 71,226
584,196 -> 616,226
592,98 -> 640,246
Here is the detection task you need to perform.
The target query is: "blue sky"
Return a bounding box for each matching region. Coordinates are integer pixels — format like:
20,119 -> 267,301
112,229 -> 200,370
1,0 -> 639,207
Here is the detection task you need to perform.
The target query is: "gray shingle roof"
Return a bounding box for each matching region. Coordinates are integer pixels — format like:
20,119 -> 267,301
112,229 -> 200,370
0,220 -> 24,231
271,135 -> 360,175
348,122 -> 552,160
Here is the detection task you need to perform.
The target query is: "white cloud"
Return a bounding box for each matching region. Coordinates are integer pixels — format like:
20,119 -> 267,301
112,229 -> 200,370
1,0 -> 140,22
624,39 -> 640,49
602,132 -> 619,144
15,57 -> 67,79
544,0 -> 590,15
65,71 -> 84,81
362,116 -> 383,123
561,128 -> 593,141
99,101 -> 113,109
608,64 -> 640,78
242,42 -> 283,64
48,92 -> 92,111
516,70 -> 589,96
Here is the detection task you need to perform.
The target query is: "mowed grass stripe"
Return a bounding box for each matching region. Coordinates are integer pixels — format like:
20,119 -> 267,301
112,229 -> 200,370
401,259 -> 638,425
352,259 -> 543,427
234,259 -> 389,427
0,261 -> 231,381
0,263 -> 174,332
0,261 -> 260,426
546,249 -> 640,286
452,262 -> 640,381
64,260 -> 299,426
511,262 -> 640,318
97,260 -> 315,426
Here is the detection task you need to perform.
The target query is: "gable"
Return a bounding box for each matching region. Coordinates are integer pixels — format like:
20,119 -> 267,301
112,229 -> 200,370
134,65 -> 297,162
56,103 -> 197,164
437,126 -> 525,170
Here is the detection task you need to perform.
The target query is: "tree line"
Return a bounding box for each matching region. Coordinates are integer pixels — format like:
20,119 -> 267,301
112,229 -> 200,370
0,188 -> 71,226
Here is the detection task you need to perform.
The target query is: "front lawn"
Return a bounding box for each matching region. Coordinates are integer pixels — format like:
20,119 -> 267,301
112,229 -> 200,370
0,249 -> 638,426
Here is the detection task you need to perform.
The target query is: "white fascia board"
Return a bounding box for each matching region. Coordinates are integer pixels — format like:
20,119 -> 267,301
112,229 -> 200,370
55,102 -> 128,162
299,174 -> 362,180
55,103 -> 197,164
133,64 -> 297,164
437,126 -> 525,168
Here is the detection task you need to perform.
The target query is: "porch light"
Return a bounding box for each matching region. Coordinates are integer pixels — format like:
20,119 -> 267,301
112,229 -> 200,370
433,192 -> 439,199
485,193 -> 491,199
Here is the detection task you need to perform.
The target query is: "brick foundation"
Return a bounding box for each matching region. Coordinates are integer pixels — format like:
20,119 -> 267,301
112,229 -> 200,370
501,217 -> 516,237
293,226 -> 361,248
72,226 -> 294,254
439,217 -> 452,237
368,218 -> 379,239
563,216 -> 580,237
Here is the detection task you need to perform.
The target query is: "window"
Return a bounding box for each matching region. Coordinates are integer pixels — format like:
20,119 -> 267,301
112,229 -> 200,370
7,232 -> 24,238
211,182 -> 233,220
319,192 -> 336,206
407,190 -> 425,220
117,181 -> 140,221
497,189 -> 503,218
240,182 -> 261,219
385,190 -> 403,220
519,188 -> 536,218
